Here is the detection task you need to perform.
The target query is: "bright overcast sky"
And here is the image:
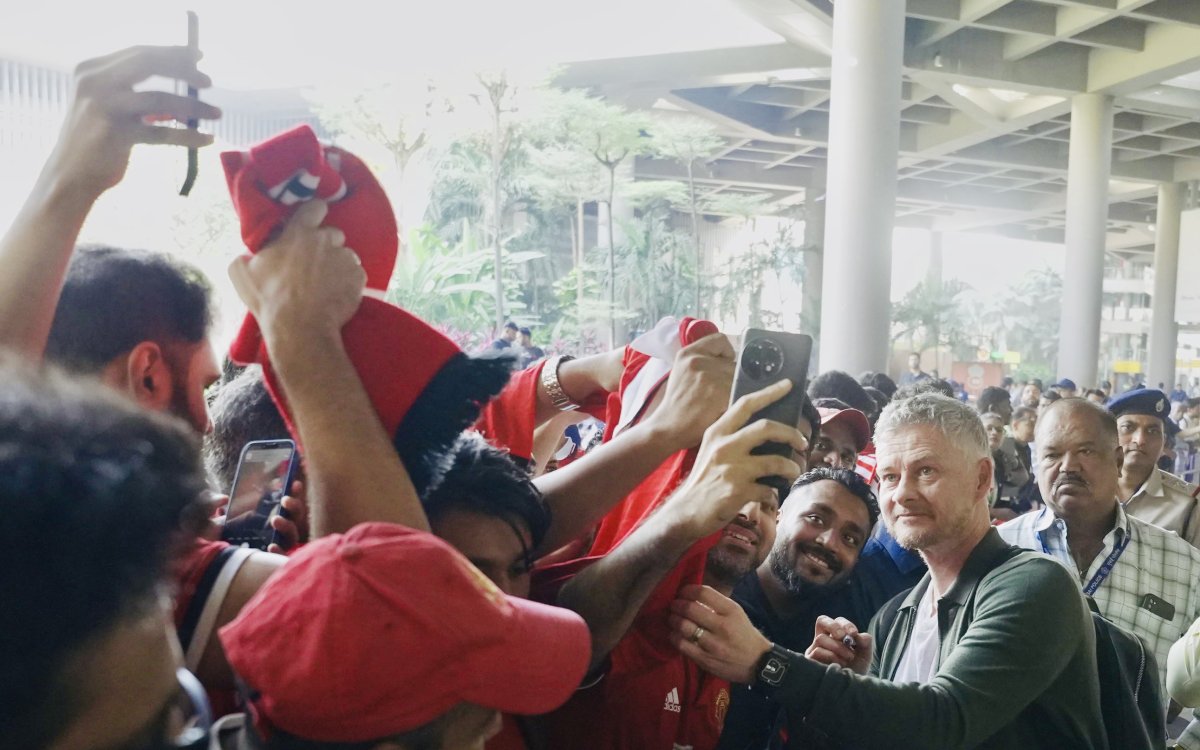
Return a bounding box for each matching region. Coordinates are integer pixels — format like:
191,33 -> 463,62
2,0 -> 781,88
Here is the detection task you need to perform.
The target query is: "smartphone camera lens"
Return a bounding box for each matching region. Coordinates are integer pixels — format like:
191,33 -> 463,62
741,338 -> 785,380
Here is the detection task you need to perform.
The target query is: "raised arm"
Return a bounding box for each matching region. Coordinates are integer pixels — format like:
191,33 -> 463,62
228,201 -> 426,537
557,380 -> 806,670
0,46 -> 218,358
532,333 -> 736,554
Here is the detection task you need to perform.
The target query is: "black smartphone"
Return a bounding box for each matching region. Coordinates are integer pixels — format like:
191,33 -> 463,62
1140,593 -> 1176,621
179,10 -> 199,196
221,439 -> 298,550
729,329 -> 814,492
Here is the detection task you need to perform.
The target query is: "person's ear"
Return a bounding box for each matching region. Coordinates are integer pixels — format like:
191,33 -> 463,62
977,456 -> 993,497
125,341 -> 175,413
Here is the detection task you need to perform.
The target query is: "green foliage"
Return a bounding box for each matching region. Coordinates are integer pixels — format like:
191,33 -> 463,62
325,75 -> 786,345
991,268 -> 1062,373
891,278 -> 973,354
388,221 -> 539,345
714,219 -> 805,329
647,114 -> 725,167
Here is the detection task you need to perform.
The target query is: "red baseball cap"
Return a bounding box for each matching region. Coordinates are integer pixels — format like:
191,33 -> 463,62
220,523 -> 591,743
816,406 -> 871,452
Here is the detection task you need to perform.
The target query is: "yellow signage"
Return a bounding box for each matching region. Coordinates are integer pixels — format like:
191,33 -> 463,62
1113,360 -> 1142,374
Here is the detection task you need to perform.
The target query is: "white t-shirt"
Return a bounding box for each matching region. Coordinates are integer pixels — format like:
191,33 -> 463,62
893,586 -> 940,684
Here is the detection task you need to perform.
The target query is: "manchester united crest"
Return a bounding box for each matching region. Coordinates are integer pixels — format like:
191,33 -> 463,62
715,687 -> 730,726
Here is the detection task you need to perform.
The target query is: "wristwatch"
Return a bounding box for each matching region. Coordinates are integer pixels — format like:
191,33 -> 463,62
540,355 -> 579,412
752,643 -> 794,698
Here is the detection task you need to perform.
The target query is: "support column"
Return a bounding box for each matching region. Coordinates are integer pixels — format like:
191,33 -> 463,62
801,168 -> 826,348
818,0 -> 904,374
1057,94 -> 1114,387
1149,183 -> 1184,390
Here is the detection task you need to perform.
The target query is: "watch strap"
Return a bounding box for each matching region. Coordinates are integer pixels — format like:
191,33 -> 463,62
541,355 -> 579,412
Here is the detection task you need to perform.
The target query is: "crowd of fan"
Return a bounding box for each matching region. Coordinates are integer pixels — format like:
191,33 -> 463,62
13,45 -> 1200,750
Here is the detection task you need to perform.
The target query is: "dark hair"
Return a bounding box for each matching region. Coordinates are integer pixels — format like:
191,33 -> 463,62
46,246 -> 214,374
1013,406 -> 1037,423
1031,378 -> 1044,390
808,370 -> 875,416
204,366 -> 291,492
1042,390 -> 1062,403
863,387 -> 889,417
859,369 -> 897,398
893,378 -> 955,400
788,466 -> 879,528
976,386 -> 1011,416
1084,388 -> 1108,401
504,321 -> 519,331
1001,376 -> 1014,388
423,432 -> 551,551
799,395 -> 820,444
518,327 -> 532,337
0,360 -> 208,748
1186,398 -> 1200,409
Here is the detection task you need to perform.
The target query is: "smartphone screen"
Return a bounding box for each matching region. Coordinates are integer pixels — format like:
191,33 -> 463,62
222,440 -> 296,549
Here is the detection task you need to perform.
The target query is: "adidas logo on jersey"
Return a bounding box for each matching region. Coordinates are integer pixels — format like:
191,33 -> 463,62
664,687 -> 682,713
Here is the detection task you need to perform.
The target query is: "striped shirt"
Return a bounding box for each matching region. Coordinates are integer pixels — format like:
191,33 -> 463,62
998,504 -> 1200,697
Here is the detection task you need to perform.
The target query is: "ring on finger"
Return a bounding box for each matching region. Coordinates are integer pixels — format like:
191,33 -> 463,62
689,625 -> 706,644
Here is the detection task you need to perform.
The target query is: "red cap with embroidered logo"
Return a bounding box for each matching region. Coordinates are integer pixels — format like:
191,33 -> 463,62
219,523 -> 591,743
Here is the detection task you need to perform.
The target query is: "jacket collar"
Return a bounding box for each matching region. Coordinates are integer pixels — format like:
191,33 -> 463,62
896,527 -> 1008,612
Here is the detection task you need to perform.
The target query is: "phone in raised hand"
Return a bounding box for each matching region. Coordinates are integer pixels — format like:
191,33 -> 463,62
221,440 -> 298,550
729,329 -> 813,492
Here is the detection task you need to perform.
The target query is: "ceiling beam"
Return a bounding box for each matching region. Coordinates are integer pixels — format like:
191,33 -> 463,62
1087,22 -> 1200,94
558,43 -> 829,92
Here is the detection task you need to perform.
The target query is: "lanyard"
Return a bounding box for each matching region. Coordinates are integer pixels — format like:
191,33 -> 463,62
1037,513 -> 1130,596
1082,534 -> 1130,596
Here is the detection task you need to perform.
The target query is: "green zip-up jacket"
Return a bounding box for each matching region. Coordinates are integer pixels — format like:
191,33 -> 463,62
766,528 -> 1109,749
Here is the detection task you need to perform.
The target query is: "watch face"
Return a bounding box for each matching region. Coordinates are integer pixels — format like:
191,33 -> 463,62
761,657 -> 786,686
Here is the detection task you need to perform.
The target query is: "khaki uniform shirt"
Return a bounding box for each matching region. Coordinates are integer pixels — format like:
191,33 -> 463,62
1124,468 -> 1200,549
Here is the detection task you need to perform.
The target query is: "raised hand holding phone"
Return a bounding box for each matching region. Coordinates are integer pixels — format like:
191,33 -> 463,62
222,440 -> 299,550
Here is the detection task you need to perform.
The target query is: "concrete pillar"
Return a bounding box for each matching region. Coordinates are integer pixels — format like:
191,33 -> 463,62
1057,94 -> 1114,387
1149,183 -> 1184,390
818,0 -> 904,374
802,168 -> 826,349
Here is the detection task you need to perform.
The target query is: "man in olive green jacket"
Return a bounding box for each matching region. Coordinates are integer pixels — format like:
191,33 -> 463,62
669,393 -> 1108,749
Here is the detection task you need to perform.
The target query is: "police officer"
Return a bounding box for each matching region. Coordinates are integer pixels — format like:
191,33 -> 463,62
1111,388 -> 1200,548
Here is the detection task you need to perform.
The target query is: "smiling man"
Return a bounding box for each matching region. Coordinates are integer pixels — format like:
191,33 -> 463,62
1109,389 -> 1200,548
667,393 -> 1106,750
719,467 -> 878,750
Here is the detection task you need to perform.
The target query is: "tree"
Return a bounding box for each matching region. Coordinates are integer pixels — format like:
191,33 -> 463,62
308,79 -> 441,225
891,278 -> 972,359
475,72 -> 521,334
707,198 -> 804,330
525,89 -> 610,334
619,180 -> 691,328
648,115 -> 726,316
557,96 -> 651,347
389,220 -> 539,349
996,268 -> 1063,375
